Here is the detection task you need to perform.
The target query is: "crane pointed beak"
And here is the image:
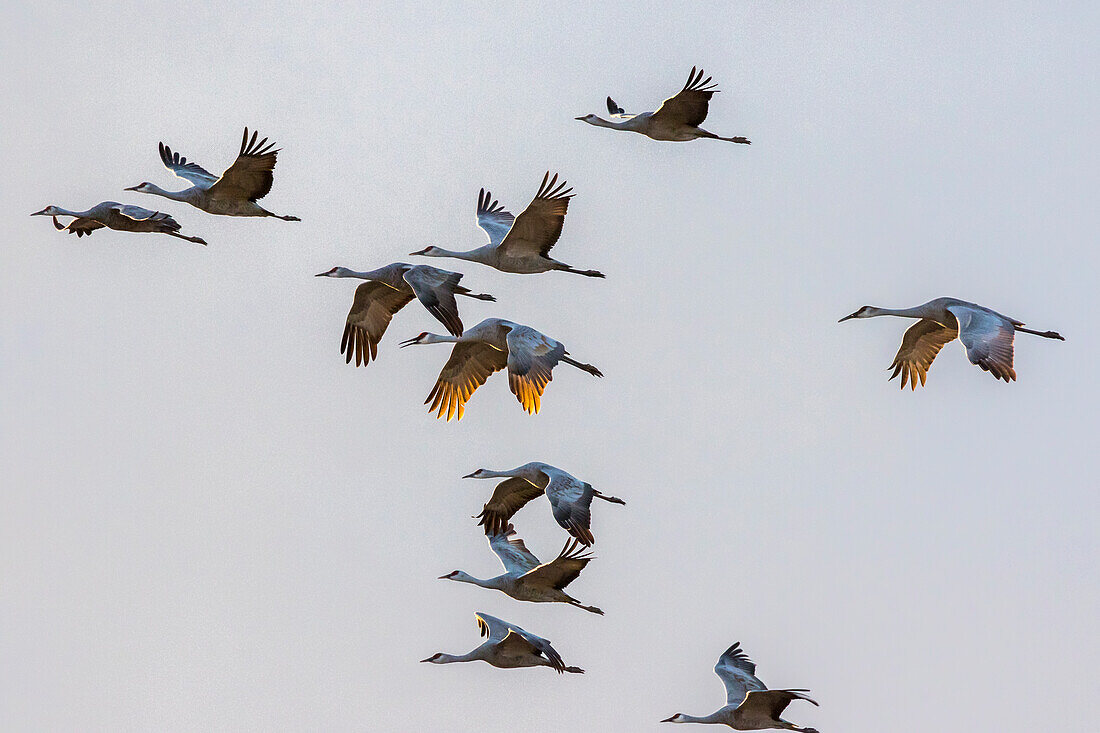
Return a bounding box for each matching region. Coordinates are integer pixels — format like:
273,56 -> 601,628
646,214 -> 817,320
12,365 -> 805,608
838,312 -> 859,322
659,715 -> 678,723
123,185 -> 140,191
419,656 -> 434,663
461,471 -> 478,479
314,271 -> 332,277
398,337 -> 419,348
409,247 -> 430,256
30,208 -> 49,216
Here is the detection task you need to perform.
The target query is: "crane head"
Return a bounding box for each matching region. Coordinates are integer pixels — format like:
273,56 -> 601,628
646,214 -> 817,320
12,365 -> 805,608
123,182 -> 155,193
315,267 -> 351,278
660,713 -> 687,723
437,570 -> 470,581
409,246 -> 441,256
398,332 -> 432,348
575,114 -> 599,122
462,469 -> 489,479
839,305 -> 877,322
419,653 -> 445,664
30,206 -> 61,216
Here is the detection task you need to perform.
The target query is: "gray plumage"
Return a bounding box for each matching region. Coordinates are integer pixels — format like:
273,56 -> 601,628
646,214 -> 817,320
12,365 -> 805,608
661,643 -> 819,731
420,611 -> 583,674
439,524 -> 603,614
316,263 -> 494,366
398,319 -> 602,420
410,172 -> 604,277
31,202 -> 206,245
839,297 -> 1064,388
125,128 -> 300,220
578,67 -> 751,144
465,462 -> 625,546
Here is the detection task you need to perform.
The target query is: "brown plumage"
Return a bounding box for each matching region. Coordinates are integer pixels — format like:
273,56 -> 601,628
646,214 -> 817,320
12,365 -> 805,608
888,319 -> 959,389
341,282 -> 415,366
475,477 -> 547,536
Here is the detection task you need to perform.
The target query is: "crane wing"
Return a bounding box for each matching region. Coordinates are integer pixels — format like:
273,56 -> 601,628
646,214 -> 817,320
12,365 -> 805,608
403,265 -> 464,337
473,611 -> 513,641
888,318 -> 958,390
715,642 -> 767,706
947,305 -> 1017,382
495,629 -> 541,657
605,96 -> 631,117
54,216 -> 104,237
520,539 -> 594,590
651,66 -> 719,128
498,631 -> 566,672
111,204 -> 178,226
497,172 -> 573,258
340,281 -> 415,367
505,325 -> 567,414
544,472 -> 596,545
737,689 -> 818,718
487,524 -> 541,574
207,128 -> 280,202
475,476 -> 546,536
425,341 -> 509,421
158,141 -> 218,188
475,613 -> 565,672
476,188 -> 516,247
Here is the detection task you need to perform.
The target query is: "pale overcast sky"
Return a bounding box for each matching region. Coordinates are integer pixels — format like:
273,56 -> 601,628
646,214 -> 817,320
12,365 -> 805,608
2,2 -> 1098,731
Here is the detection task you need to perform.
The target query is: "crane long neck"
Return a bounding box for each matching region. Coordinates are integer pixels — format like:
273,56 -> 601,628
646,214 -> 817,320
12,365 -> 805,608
427,247 -> 492,263
476,469 -> 519,479
585,116 -> 633,130
53,207 -> 89,218
142,184 -> 192,201
873,306 -> 932,319
452,573 -> 500,589
434,651 -> 481,665
340,267 -> 389,280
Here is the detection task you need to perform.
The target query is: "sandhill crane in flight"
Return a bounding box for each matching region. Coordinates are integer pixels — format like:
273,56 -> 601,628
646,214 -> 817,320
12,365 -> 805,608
420,611 -> 583,674
410,172 -> 604,277
31,203 -> 207,245
464,462 -> 624,546
316,264 -> 494,367
399,318 -> 602,420
661,642 -> 819,731
576,67 -> 751,144
439,524 -> 603,614
839,297 -> 1064,388
125,128 -> 300,220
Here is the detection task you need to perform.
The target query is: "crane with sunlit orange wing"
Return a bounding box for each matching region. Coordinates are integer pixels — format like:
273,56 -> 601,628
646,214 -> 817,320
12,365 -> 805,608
399,318 -> 601,420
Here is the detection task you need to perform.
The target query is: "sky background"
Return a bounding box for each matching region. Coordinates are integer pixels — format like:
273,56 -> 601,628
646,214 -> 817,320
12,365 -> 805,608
2,2 -> 1098,731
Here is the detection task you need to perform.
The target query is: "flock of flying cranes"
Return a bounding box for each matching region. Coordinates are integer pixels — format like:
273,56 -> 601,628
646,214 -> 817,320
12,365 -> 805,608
31,65 -> 1067,730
